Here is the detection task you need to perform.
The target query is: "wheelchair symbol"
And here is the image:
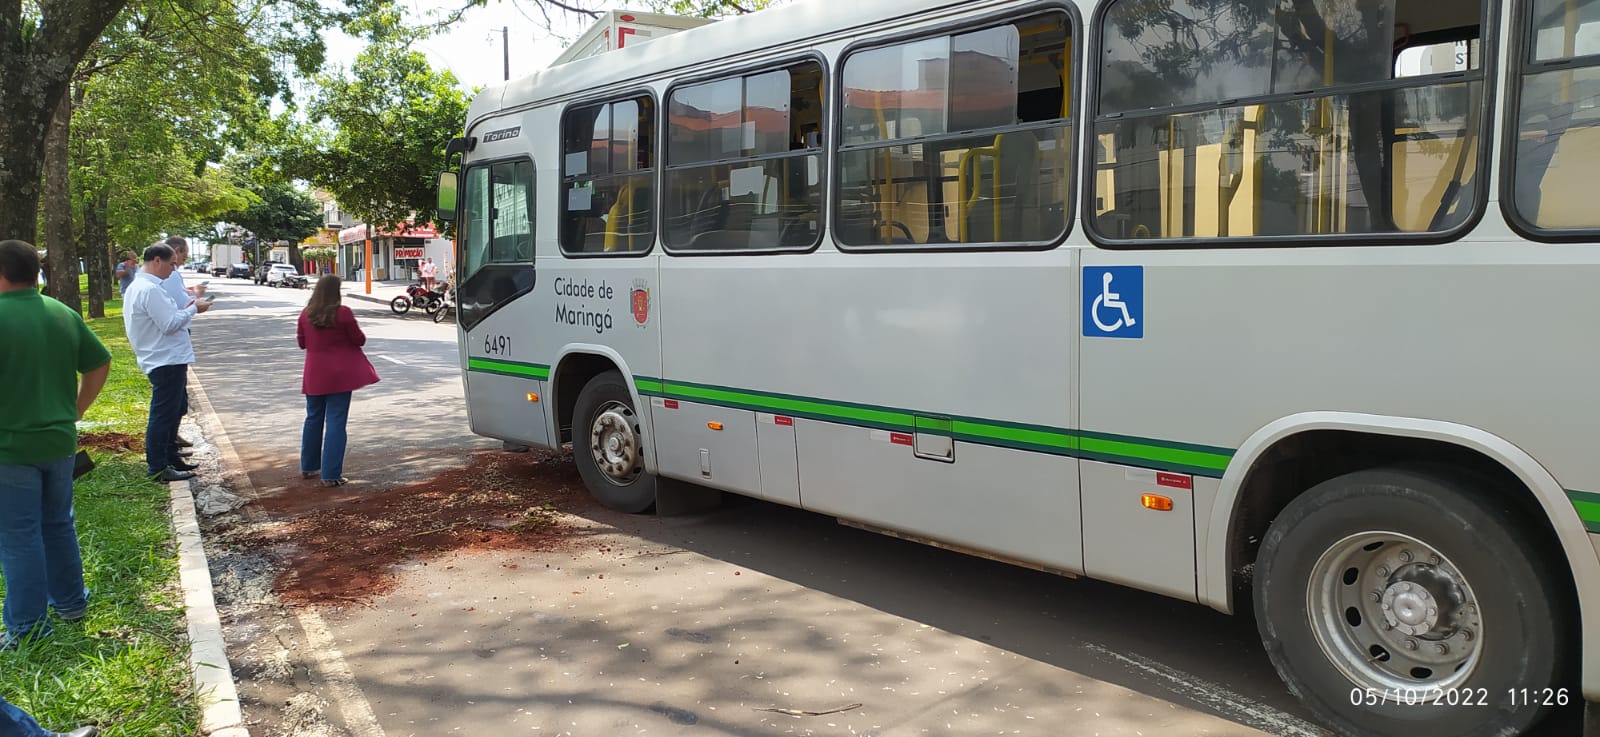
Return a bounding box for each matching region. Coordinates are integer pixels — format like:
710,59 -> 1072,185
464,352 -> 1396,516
1091,271 -> 1137,333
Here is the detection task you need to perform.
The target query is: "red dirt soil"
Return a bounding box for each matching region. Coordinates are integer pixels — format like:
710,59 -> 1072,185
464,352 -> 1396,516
239,448 -> 596,606
79,432 -> 143,453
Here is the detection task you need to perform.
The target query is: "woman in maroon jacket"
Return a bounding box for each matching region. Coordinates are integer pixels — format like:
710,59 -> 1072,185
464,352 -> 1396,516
297,276 -> 379,487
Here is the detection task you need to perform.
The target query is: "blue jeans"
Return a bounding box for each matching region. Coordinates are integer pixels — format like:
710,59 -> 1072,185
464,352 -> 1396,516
0,455 -> 88,642
0,692 -> 48,737
301,392 -> 352,481
145,363 -> 188,474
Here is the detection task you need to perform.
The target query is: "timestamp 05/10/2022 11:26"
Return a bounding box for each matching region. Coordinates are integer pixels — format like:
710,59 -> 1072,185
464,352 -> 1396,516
1349,687 -> 1572,708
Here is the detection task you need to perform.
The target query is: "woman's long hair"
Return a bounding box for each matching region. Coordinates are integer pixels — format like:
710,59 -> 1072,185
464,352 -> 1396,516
304,275 -> 342,328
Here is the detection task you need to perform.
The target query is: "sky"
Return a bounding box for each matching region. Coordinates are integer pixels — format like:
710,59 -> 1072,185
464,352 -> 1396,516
320,0 -> 633,94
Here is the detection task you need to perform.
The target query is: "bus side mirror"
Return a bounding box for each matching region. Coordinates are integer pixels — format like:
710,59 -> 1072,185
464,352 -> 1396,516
436,171 -> 459,222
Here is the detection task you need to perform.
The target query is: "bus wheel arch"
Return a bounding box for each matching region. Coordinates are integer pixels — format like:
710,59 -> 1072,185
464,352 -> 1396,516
551,350 -> 631,445
1255,463 -> 1570,737
1211,415 -> 1595,699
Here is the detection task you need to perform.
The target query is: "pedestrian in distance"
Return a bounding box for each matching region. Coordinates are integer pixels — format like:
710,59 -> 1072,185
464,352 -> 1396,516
419,257 -> 436,291
0,691 -> 99,737
123,243 -> 210,482
298,276 -> 379,488
114,251 -> 136,296
0,240 -> 110,650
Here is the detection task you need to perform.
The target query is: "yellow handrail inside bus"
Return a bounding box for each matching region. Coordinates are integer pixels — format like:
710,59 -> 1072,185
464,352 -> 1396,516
603,179 -> 635,252
958,142 -> 998,242
873,89 -> 896,243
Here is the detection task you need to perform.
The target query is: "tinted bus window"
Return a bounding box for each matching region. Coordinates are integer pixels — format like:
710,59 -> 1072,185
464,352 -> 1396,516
664,60 -> 825,252
1092,0 -> 1486,243
561,96 -> 656,254
835,12 -> 1073,248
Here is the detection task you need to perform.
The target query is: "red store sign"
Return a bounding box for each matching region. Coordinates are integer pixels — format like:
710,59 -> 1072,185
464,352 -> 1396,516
395,248 -> 425,259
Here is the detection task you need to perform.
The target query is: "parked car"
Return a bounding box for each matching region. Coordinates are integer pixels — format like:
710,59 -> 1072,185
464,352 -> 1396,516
265,263 -> 306,288
189,260 -> 209,272
227,263 -> 252,279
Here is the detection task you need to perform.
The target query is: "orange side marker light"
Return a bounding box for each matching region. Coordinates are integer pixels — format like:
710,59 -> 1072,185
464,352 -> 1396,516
1141,494 -> 1173,512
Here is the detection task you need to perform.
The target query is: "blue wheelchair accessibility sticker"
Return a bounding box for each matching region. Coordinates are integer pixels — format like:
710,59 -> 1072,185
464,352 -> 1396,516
1082,266 -> 1143,339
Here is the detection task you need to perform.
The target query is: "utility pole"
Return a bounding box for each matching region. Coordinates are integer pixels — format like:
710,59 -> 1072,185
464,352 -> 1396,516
502,26 -> 510,81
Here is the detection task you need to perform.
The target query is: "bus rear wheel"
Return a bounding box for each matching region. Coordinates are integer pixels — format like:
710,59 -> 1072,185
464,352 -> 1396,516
572,371 -> 655,513
1254,465 -> 1568,737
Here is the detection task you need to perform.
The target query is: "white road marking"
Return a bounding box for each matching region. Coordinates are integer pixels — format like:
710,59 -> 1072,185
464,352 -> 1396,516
378,355 -> 406,365
299,607 -> 388,737
1082,643 -> 1328,737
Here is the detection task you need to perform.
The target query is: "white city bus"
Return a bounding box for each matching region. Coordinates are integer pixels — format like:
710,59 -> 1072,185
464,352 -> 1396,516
435,0 -> 1600,734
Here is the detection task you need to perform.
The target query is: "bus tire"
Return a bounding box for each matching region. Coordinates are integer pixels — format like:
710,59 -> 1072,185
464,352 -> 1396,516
572,371 -> 655,513
1253,464 -> 1568,737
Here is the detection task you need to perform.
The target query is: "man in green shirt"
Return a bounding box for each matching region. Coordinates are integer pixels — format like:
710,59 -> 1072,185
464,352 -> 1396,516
0,240 -> 111,648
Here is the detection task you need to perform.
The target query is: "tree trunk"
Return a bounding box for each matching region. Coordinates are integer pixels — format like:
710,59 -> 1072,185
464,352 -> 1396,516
83,188 -> 110,317
44,90 -> 80,312
0,0 -> 133,245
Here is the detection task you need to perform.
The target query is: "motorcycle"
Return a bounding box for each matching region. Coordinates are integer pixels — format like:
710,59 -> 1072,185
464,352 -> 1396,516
431,284 -> 455,324
389,281 -> 445,316
282,273 -> 308,289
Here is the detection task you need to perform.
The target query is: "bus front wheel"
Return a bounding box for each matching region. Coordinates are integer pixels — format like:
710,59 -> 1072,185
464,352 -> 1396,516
1254,465 -> 1569,737
572,371 -> 655,513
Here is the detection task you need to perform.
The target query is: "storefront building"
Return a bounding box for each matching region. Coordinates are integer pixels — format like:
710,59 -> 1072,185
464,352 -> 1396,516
336,223 -> 452,282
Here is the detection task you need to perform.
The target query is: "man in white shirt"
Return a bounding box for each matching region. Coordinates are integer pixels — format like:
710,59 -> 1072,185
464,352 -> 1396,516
159,237 -> 205,447
420,258 -> 437,290
123,244 -> 210,481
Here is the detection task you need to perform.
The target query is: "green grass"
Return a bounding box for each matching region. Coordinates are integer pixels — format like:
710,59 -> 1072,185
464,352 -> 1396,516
0,295 -> 200,736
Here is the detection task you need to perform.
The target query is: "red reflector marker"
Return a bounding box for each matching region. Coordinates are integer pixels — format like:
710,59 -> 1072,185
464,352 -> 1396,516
889,432 -> 913,446
1156,472 -> 1193,490
663,399 -> 679,409
774,416 -> 794,426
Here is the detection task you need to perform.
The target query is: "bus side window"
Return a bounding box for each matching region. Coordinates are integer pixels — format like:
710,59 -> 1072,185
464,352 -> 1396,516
663,61 -> 824,252
561,96 -> 656,255
835,12 -> 1073,248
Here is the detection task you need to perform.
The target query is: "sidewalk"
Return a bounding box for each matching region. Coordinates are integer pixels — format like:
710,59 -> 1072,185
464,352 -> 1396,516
337,277 -> 412,307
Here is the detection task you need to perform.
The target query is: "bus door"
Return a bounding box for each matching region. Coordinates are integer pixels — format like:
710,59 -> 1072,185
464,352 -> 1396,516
454,158 -> 546,448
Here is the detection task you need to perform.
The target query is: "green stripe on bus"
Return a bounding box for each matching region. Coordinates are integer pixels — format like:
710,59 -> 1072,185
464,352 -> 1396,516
663,381 -> 915,427
915,416 -> 953,434
952,420 -> 1076,451
1572,499 -> 1600,525
1567,489 -> 1600,507
467,358 -> 549,379
1079,436 -> 1232,472
633,376 -> 1229,477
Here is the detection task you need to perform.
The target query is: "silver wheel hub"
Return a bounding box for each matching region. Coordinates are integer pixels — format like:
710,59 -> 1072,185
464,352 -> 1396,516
1382,581 -> 1440,635
1308,532 -> 1483,692
589,402 -> 641,485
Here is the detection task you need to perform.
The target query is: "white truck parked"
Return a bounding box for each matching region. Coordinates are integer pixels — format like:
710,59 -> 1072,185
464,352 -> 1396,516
209,243 -> 243,276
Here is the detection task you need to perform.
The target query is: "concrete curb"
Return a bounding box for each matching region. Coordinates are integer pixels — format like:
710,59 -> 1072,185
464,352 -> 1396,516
178,377 -> 250,736
344,291 -> 389,307
169,477 -> 247,737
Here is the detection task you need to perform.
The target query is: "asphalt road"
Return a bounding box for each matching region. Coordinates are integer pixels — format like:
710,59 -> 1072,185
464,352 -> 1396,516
184,271 -> 1349,737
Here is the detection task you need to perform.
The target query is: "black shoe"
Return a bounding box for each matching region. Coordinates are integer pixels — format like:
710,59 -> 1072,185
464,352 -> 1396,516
169,461 -> 200,472
150,467 -> 196,482
177,449 -> 194,457
175,437 -> 194,447
55,727 -> 100,737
